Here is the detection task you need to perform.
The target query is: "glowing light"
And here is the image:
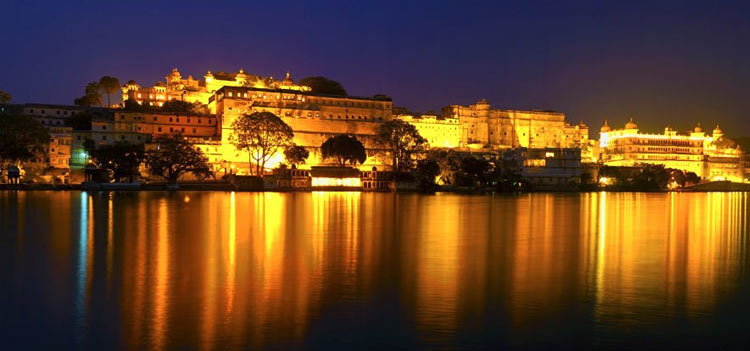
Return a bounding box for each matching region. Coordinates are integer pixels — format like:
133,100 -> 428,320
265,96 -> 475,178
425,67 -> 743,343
184,195 -> 191,203
599,177 -> 611,185
311,177 -> 361,187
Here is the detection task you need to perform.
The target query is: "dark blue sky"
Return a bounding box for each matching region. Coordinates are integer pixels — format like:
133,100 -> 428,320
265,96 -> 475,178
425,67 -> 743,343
2,1 -> 749,135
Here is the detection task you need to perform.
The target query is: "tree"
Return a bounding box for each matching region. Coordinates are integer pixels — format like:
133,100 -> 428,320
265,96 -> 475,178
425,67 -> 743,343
427,149 -> 461,185
685,171 -> 700,185
458,157 -> 494,187
320,134 -> 367,166
416,158 -> 440,191
229,112 -> 294,176
74,82 -> 102,107
89,142 -> 145,182
146,134 -> 212,184
0,90 -> 11,103
376,119 -> 428,173
298,76 -> 347,96
98,76 -> 120,107
284,144 -> 309,168
0,113 -> 49,167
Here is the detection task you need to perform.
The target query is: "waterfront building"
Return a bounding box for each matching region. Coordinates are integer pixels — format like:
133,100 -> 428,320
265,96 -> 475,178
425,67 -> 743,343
599,119 -> 745,182
394,114 -> 461,148
90,110 -> 218,144
502,147 -> 582,188
213,84 -> 393,172
442,98 -> 590,151
90,111 -> 225,172
122,68 -> 311,108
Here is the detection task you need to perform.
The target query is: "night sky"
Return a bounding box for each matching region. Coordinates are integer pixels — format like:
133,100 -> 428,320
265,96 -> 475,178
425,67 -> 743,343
2,1 -> 749,136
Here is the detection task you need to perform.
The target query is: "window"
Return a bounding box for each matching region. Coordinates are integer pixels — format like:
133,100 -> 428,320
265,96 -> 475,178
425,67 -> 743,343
169,117 -> 173,122
158,127 -> 162,132
102,125 -> 107,130
176,118 -> 180,123
153,117 -> 157,121
192,128 -> 196,134
102,136 -> 107,141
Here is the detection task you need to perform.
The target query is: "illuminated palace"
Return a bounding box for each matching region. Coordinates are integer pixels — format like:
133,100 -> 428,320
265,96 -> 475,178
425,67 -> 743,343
443,99 -> 590,149
212,84 -> 392,169
393,99 -> 591,153
122,68 -> 311,108
599,119 -> 746,182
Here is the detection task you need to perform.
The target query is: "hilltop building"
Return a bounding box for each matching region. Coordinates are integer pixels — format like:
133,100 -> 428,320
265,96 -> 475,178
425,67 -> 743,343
599,119 -> 745,182
121,68 -> 311,108
442,99 -> 591,152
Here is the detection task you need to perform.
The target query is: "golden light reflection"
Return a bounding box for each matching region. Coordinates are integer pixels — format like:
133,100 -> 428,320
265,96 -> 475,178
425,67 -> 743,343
589,192 -> 748,326
152,199 -> 170,350
413,195 -> 461,336
40,191 -> 748,349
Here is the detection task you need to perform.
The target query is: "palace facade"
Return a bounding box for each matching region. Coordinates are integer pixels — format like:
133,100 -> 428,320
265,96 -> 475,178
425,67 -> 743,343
122,68 -> 311,108
599,119 -> 745,182
393,114 -> 461,148
212,85 -> 393,170
441,99 -> 592,159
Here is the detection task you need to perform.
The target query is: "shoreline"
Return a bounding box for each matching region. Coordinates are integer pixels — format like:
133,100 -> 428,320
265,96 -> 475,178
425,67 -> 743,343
2,182 -> 750,193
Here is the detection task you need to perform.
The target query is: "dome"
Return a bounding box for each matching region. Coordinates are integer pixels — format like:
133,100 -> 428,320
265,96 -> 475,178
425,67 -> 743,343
625,117 -> 638,129
600,120 -> 611,132
713,124 -> 723,135
694,122 -> 703,133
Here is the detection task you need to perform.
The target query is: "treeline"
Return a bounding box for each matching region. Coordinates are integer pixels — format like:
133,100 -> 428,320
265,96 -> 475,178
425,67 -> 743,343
83,135 -> 212,184
598,164 -> 700,191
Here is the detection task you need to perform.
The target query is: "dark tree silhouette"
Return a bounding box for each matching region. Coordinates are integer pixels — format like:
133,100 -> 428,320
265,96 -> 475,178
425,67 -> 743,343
284,144 -> 309,167
0,112 -> 49,168
89,142 -> 145,182
298,76 -> 347,96
98,76 -> 120,107
146,134 -> 212,184
320,134 -> 367,166
376,119 -> 427,173
74,82 -> 103,107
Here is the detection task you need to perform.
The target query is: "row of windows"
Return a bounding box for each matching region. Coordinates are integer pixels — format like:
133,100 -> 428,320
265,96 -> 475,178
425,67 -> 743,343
118,114 -> 214,124
27,109 -> 75,115
223,90 -> 389,109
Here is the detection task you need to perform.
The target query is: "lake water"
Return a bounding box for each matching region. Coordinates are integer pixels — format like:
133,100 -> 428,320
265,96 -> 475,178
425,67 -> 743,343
1,191 -> 749,350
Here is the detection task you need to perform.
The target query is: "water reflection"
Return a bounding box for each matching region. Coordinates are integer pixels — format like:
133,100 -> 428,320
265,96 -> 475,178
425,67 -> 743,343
1,191 -> 749,349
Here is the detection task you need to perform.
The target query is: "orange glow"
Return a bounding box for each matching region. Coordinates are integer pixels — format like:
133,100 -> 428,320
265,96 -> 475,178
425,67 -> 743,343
311,177 -> 361,187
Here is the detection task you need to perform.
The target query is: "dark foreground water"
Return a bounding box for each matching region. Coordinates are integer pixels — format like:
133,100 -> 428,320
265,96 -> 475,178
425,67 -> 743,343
1,191 -> 750,350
